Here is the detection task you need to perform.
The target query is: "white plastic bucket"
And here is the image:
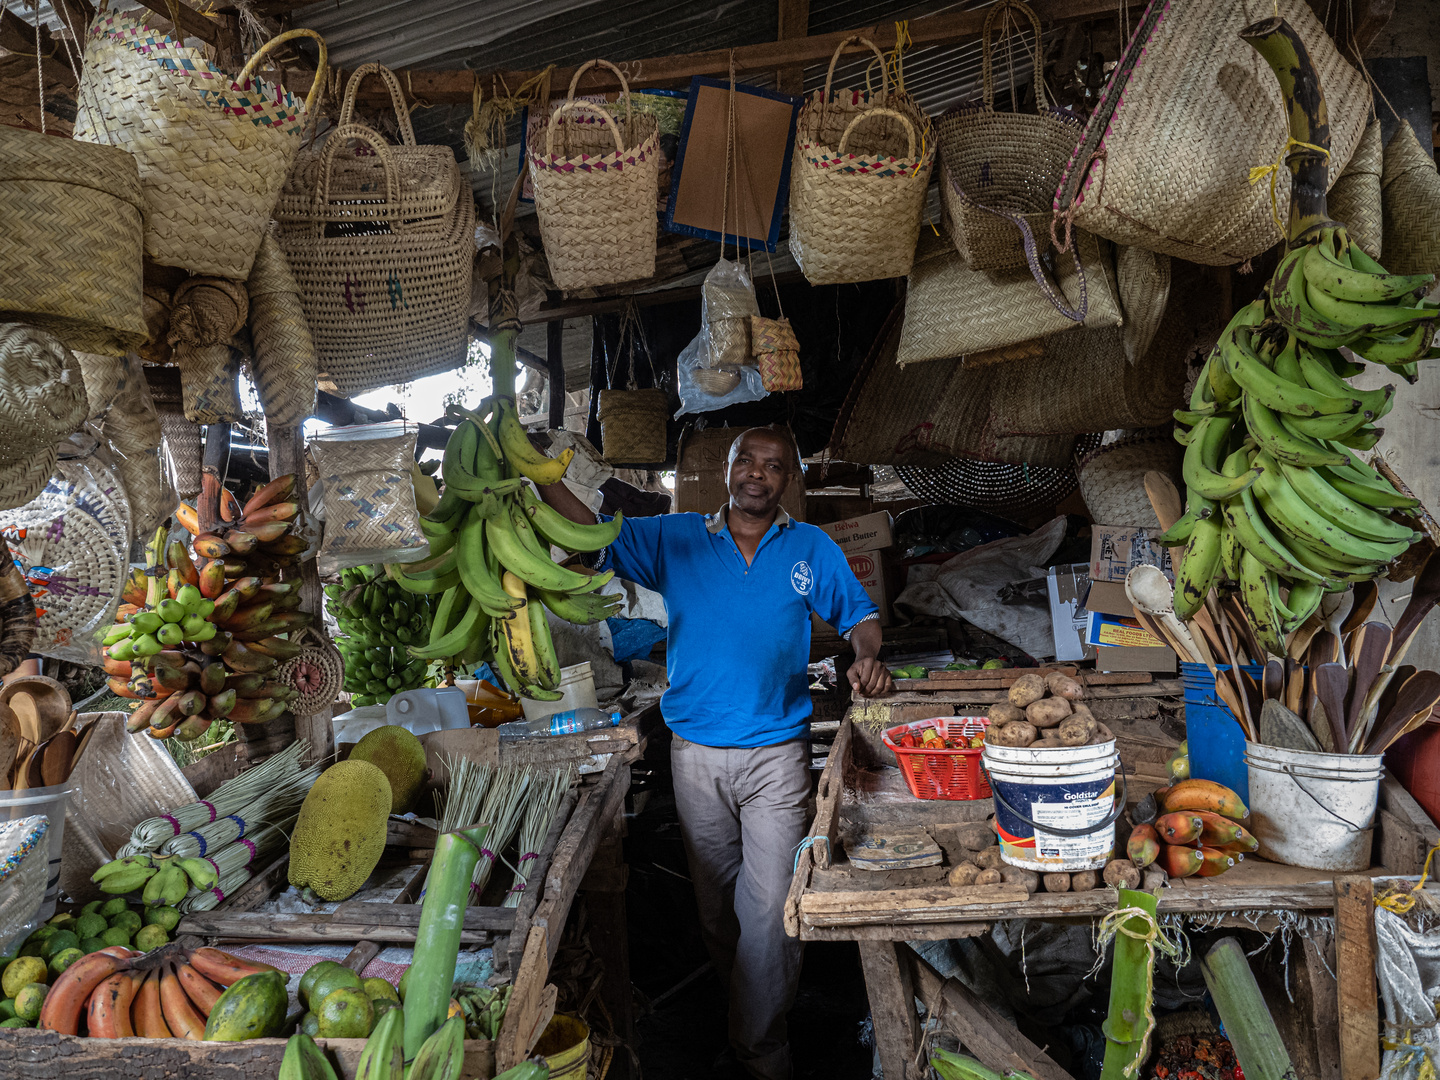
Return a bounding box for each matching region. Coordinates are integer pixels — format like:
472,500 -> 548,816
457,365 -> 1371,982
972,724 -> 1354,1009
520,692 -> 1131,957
521,662 -> 598,724
1245,742 -> 1383,872
0,784 -> 72,920
982,741 -> 1122,871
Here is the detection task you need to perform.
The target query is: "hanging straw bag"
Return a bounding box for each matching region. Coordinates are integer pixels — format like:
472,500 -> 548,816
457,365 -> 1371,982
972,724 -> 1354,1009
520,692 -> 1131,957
788,37 -> 936,285
1330,119 -> 1383,260
167,278 -> 248,425
937,1 -> 1084,272
1051,0 -> 1370,265
1381,121 -> 1440,277
0,125 -> 146,357
751,261 -> 801,391
529,60 -> 661,290
246,233 -> 317,428
598,302 -> 668,467
1076,433 -> 1183,529
72,13 -> 327,280
275,65 -> 475,397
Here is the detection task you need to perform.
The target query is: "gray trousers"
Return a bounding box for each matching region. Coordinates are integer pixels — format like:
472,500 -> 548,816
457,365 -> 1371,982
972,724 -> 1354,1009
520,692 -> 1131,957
670,735 -> 809,1080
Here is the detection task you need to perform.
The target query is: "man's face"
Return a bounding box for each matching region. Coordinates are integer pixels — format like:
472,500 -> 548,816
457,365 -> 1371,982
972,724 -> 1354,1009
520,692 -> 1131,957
727,432 -> 793,516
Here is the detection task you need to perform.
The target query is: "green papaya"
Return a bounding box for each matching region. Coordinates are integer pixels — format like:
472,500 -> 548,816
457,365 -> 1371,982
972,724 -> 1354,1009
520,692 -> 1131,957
203,971 -> 288,1041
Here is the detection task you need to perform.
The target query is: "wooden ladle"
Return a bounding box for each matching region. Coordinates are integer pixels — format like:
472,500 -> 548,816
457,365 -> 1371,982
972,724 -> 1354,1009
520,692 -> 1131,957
0,676 -> 72,746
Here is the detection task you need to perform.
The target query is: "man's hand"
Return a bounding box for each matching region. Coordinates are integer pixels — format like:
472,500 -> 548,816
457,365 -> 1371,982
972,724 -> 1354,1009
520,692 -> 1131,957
847,656 -> 894,698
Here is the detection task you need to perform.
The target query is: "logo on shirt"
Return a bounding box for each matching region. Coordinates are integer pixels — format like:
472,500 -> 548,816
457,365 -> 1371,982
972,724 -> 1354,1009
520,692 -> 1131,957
790,561 -> 813,596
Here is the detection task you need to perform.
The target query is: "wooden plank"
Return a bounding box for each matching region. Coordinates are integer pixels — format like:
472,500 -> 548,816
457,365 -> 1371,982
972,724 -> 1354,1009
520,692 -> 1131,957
775,0 -> 811,95
909,950 -> 1074,1080
856,941 -> 920,1080
802,884 -> 1028,924
495,925 -> 549,1071
799,921 -> 990,942
1334,875 -> 1380,1080
177,907 -> 513,940
1377,774 -> 1440,874
783,842 -> 813,939
812,716 -> 850,869
877,680 -> 1184,706
128,0 -> 220,46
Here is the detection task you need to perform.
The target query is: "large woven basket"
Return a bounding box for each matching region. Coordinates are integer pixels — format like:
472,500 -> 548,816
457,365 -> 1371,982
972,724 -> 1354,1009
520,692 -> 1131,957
1052,0 -> 1371,265
247,233 -> 317,428
1381,121 -> 1440,277
72,14 -> 326,280
937,1 -> 1083,272
1330,119 -> 1383,261
0,125 -> 146,357
1076,433 -> 1184,528
788,37 -> 936,286
598,389 -> 668,467
0,325 -> 89,474
529,60 -> 661,290
275,64 -> 475,398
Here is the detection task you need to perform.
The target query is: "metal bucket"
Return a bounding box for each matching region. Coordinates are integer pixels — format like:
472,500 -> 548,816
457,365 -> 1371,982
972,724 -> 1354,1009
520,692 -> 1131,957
1245,741 -> 1384,872
982,740 -> 1124,871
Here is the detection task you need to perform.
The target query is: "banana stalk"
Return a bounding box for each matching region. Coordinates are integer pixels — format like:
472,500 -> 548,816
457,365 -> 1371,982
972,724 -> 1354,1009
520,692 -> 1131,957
1202,937 -> 1295,1080
1098,889 -> 1164,1080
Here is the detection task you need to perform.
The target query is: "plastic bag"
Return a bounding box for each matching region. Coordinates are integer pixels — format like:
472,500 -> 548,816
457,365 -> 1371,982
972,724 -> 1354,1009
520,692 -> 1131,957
702,258 -> 760,369
675,330 -> 769,417
0,434 -> 128,664
310,422 -> 428,574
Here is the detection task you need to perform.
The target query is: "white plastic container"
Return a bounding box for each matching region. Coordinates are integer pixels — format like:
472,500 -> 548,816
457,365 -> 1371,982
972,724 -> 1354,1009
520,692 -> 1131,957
1245,741 -> 1384,872
387,687 -> 470,736
982,740 -> 1122,872
331,705 -> 389,748
520,662 -> 599,725
0,784 -> 72,920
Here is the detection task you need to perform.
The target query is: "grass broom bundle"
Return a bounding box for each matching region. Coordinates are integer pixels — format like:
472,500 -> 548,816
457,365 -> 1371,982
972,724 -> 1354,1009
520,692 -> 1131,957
469,765 -> 531,903
158,764 -> 321,858
503,765 -> 574,908
178,816 -> 296,912
437,754 -> 494,832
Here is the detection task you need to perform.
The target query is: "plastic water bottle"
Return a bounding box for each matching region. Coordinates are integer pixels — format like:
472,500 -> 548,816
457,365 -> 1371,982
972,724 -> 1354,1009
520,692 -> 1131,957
497,708 -> 621,741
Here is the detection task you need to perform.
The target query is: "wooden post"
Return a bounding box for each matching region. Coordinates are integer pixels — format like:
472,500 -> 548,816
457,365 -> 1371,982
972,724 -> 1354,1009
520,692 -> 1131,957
776,0 -> 811,95
546,320 -> 566,430
1333,875 -> 1380,1080
857,940 -> 920,1079
580,802 -> 635,1077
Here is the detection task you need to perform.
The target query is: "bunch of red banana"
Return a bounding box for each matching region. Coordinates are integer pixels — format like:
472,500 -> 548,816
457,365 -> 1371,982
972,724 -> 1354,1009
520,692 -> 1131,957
38,944 -> 280,1040
1126,779 -> 1257,880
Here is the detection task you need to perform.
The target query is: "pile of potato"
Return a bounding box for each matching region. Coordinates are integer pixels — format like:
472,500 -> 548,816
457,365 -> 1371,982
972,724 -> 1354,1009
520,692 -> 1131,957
983,671 -> 1113,749
944,822 -> 1165,894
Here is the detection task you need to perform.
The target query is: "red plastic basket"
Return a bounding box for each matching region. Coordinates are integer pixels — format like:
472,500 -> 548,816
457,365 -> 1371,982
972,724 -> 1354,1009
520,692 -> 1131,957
882,716 -> 992,801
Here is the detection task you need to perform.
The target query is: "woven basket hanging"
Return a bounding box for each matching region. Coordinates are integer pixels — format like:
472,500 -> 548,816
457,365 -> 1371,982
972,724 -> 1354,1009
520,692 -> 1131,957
1052,0 -> 1371,265
275,64 -> 475,398
275,629 -> 344,716
598,301 -> 669,467
788,37 -> 936,285
168,277 -> 249,426
1076,433 -> 1184,529
246,233 -> 318,427
0,124 -> 146,357
528,60 -> 661,290
752,316 -> 802,391
1381,121 -> 1440,277
0,324 -> 89,481
72,15 -> 327,280
1116,245 -> 1171,366
937,1 -> 1084,273
1330,119 -> 1383,261
160,412 -> 202,502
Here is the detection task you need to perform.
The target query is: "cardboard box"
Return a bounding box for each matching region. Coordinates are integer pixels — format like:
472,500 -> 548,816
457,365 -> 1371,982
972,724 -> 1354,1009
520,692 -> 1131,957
1089,524 -> 1174,584
844,548 -> 893,626
1082,580 -> 1178,673
673,428 -> 806,521
819,511 -> 894,554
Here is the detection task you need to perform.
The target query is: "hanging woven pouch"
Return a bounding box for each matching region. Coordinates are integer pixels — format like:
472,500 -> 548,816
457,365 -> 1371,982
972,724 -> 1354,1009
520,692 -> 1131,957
1381,120 -> 1440,277
275,629 -> 344,716
751,316 -> 802,392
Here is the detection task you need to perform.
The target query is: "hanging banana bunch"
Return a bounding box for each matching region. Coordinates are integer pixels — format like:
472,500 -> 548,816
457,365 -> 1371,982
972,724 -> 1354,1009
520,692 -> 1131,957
385,398 -> 623,700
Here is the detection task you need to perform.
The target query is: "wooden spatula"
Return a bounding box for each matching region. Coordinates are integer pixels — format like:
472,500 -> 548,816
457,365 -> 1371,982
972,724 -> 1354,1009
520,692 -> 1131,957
1285,658 -> 1306,715
40,729 -> 77,787
1262,659 -> 1285,702
1389,550 -> 1440,667
1341,581 -> 1379,637
1144,470 -> 1186,557
1365,670 -> 1440,754
1346,621 -> 1393,749
70,717 -> 99,773
1314,662 -> 1350,754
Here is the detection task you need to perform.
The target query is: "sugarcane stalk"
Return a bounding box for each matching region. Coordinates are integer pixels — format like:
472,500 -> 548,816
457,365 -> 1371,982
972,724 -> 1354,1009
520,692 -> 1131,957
1240,16 -> 1331,244
1202,937 -> 1297,1080
402,823 -> 492,1063
1098,888 -> 1160,1080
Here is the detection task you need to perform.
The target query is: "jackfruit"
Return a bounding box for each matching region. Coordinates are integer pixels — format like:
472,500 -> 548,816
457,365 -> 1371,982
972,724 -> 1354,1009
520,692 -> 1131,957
348,725 -> 428,814
288,760 -> 392,901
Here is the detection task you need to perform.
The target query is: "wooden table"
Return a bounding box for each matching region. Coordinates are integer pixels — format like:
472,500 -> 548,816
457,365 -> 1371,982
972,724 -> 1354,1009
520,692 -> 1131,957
786,717 -> 1440,1080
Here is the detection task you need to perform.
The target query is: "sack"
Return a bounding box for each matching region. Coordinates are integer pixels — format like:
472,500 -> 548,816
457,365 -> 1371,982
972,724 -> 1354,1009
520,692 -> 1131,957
788,37 -> 936,285
529,60 -> 661,290
275,64 -> 475,397
937,1 -> 1084,272
311,422 -> 428,574
1330,119 -> 1383,260
0,125 -> 146,357
73,13 -> 327,279
1381,121 -> 1440,277
752,317 -> 802,391
1052,0 -> 1371,265
896,225 -> 1121,365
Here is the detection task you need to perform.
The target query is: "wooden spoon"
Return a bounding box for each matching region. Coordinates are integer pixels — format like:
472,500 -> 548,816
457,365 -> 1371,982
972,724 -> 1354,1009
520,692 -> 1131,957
1262,659 -> 1285,701
1320,590 -> 1354,667
1314,662 -> 1351,753
0,701 -> 19,792
1222,594 -> 1263,666
40,729 -> 77,787
1341,580 -> 1379,637
1307,630 -> 1339,670
70,717 -> 99,772
1346,621 -> 1393,749
1285,658 -> 1306,715
0,676 -> 72,745
1144,470 -> 1186,562
1365,670 -> 1440,755
1389,550 -> 1440,667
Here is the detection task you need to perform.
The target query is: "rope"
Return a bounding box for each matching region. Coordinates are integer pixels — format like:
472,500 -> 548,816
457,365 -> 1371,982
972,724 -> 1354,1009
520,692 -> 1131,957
1248,136 -> 1331,234
1376,842 -> 1440,915
792,834 -> 829,872
1089,904 -> 1187,1078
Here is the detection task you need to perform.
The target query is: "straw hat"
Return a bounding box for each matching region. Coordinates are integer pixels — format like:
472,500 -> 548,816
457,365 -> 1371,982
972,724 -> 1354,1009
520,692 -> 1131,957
0,324 -> 88,470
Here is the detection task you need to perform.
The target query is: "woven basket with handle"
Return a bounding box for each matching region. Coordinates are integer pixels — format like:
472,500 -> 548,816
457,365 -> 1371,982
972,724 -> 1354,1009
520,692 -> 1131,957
1381,121 -> 1440,277
247,233 -> 317,427
529,60 -> 661,290
275,64 -> 474,398
937,1 -> 1083,272
1077,433 -> 1183,529
1330,119 -> 1383,261
599,390 -> 668,467
0,125 -> 146,357
72,14 -> 327,280
789,37 -> 936,286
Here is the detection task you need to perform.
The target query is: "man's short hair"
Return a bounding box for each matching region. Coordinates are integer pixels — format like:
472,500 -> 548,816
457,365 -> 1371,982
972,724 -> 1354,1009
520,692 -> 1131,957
728,425 -> 803,474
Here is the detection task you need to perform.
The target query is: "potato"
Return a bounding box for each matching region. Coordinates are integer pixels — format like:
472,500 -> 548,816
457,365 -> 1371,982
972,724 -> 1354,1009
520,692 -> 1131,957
1103,858 -> 1142,890
974,845 -> 1006,870
988,721 -> 1037,747
1043,872 -> 1072,893
1142,866 -> 1168,891
1026,697 -> 1072,729
947,862 -> 981,887
954,824 -> 997,852
1045,672 -> 1085,700
1094,721 -> 1115,742
1071,870 -> 1099,892
975,868 -> 1003,885
987,702 -> 1026,726
1069,702 -> 1095,722
1008,673 -> 1047,708
1000,865 -> 1040,893
1057,714 -> 1098,746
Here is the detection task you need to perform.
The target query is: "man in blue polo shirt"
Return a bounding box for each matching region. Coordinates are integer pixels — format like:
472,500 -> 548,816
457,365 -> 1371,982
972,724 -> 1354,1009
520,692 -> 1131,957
537,425 -> 891,1080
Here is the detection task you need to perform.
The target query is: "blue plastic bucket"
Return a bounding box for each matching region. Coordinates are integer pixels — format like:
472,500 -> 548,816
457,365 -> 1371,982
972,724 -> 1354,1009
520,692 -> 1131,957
1180,662 -> 1259,805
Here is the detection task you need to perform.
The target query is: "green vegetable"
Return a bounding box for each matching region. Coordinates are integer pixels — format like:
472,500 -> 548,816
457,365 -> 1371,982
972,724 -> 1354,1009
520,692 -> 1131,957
1098,888 -> 1181,1080
1202,937 -> 1295,1080
930,1049 -> 1033,1080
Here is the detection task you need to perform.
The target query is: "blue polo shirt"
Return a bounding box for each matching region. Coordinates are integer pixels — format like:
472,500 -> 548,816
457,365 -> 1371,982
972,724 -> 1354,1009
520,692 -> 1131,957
600,507 -> 878,748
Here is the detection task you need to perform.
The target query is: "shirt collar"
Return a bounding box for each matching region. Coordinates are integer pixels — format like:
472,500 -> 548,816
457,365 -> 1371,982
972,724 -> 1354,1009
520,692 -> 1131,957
706,505 -> 794,534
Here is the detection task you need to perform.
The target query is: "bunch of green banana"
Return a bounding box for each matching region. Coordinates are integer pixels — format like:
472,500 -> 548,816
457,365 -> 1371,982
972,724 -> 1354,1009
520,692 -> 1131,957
389,397 -> 625,701
280,1033 -> 340,1080
455,984 -> 510,1040
327,565 -> 435,706
1165,223 -> 1431,654
91,852 -> 220,898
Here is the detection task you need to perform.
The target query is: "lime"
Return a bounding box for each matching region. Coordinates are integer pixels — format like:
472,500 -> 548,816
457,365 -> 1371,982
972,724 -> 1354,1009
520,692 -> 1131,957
46,913 -> 75,930
307,964 -> 361,1014
40,931 -> 78,960
108,910 -> 142,934
74,913 -> 107,940
79,938 -> 105,955
26,925 -> 57,944
144,906 -> 183,932
0,1017 -> 28,1028
99,898 -> 129,919
2,957 -> 45,999
17,941 -> 43,959
370,997 -> 398,1030
100,926 -> 132,948
362,977 -> 399,1004
14,983 -> 46,1022
315,988 -> 372,1039
300,1012 -> 320,1037
47,949 -> 84,979
80,900 -> 104,917
298,960 -> 346,1009
134,924 -> 168,952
